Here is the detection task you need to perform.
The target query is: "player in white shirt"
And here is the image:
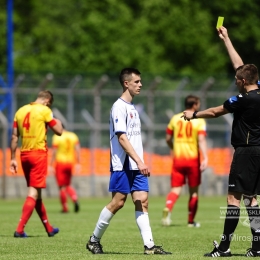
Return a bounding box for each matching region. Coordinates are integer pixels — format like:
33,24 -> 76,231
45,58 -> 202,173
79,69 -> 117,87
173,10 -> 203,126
109,98 -> 143,171
86,68 -> 171,255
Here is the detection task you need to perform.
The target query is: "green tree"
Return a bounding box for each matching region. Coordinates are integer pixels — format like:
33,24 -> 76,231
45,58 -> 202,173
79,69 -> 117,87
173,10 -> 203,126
0,0 -> 260,76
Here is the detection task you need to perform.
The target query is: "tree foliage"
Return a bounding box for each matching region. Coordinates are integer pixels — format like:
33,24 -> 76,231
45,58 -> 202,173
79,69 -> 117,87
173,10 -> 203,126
1,0 -> 260,76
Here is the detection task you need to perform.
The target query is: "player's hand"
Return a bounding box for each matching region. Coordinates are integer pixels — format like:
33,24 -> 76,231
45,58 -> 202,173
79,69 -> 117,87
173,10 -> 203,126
200,159 -> 208,172
181,110 -> 193,121
10,159 -> 18,175
137,161 -> 150,177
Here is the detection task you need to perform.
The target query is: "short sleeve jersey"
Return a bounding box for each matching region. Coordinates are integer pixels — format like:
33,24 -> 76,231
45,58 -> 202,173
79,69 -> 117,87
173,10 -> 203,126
166,112 -> 207,167
52,131 -> 79,163
110,98 -> 143,171
13,102 -> 55,152
223,89 -> 260,147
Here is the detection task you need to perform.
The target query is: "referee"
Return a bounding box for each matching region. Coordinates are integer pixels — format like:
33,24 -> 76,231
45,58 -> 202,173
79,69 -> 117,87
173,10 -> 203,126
182,64 -> 260,257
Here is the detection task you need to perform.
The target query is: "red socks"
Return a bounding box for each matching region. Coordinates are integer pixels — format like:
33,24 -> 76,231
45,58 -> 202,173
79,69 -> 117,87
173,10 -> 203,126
165,192 -> 179,212
60,189 -> 68,212
16,196 -> 36,233
35,199 -> 53,233
188,196 -> 198,223
66,186 -> 78,202
16,197 -> 53,234
165,192 -> 198,224
60,186 -> 78,212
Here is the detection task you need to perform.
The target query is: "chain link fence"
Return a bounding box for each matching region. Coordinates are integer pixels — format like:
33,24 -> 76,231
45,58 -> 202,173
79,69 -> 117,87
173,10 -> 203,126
0,73 -> 238,198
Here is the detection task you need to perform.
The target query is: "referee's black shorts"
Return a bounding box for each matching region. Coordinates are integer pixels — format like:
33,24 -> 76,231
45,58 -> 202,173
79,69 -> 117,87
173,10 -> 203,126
229,146 -> 260,195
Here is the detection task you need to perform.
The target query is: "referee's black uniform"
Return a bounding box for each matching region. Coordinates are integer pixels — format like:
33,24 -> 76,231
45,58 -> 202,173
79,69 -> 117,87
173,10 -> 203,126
224,89 -> 260,195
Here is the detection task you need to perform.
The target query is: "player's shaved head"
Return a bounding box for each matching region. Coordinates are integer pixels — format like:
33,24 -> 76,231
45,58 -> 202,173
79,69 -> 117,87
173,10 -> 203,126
119,68 -> 141,87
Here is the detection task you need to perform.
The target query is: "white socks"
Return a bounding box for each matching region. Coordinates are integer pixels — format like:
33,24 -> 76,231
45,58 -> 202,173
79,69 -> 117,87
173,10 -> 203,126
91,207 -> 114,242
135,211 -> 154,248
91,208 -> 155,249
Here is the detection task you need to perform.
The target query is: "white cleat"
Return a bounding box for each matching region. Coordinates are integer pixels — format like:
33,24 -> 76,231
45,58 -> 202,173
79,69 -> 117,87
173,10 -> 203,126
187,222 -> 201,228
162,208 -> 172,226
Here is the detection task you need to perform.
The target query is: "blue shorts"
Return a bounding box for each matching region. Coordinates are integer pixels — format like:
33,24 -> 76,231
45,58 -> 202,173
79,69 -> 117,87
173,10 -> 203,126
109,170 -> 149,194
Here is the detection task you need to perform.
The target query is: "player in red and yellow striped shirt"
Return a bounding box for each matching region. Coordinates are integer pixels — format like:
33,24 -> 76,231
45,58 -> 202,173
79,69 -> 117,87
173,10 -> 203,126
162,95 -> 208,227
50,128 -> 80,213
10,91 -> 63,238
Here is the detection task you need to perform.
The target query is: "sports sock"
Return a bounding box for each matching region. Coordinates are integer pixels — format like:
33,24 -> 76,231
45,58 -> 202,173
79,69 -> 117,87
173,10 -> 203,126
165,192 -> 179,212
16,196 -> 36,233
60,189 -> 68,212
135,211 -> 154,249
188,196 -> 198,223
35,199 -> 53,233
246,205 -> 260,251
218,205 -> 240,252
66,186 -> 78,202
91,206 -> 114,242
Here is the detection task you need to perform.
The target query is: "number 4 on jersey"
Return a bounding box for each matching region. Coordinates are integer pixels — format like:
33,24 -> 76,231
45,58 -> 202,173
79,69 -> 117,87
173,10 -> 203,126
22,112 -> 31,132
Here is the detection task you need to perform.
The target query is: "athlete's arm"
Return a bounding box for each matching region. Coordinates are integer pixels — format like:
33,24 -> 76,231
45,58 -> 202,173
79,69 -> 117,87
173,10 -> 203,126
117,132 -> 150,176
165,133 -> 173,150
50,146 -> 57,166
182,105 -> 229,120
218,26 -> 243,70
10,127 -> 19,174
48,145 -> 57,175
49,118 -> 63,136
198,134 -> 208,172
75,143 -> 80,164
74,142 -> 81,174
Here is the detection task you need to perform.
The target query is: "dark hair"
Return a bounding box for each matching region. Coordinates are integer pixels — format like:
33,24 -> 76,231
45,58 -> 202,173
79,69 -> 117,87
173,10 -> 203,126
119,68 -> 141,87
236,64 -> 259,85
184,95 -> 200,109
38,90 -> 54,104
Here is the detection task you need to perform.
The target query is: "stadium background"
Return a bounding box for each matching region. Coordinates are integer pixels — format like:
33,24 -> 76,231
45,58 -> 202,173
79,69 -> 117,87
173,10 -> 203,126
1,0 -> 260,198
0,73 -> 234,198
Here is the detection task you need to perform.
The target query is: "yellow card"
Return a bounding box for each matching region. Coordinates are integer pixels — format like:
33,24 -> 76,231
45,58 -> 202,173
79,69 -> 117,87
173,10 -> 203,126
216,16 -> 224,29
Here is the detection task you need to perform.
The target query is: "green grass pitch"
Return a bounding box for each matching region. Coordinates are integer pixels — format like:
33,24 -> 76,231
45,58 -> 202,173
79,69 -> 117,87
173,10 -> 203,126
0,195 -> 253,259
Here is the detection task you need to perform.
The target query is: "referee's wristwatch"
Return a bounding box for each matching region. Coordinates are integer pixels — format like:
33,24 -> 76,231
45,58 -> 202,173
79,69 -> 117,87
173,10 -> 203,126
192,111 -> 198,119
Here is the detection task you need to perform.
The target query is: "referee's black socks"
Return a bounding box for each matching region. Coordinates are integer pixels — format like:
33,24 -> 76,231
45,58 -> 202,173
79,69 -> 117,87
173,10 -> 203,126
219,205 -> 240,252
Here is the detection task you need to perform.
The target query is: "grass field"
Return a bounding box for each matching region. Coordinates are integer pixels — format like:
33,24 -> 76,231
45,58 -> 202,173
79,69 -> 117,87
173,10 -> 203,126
0,195 -> 254,259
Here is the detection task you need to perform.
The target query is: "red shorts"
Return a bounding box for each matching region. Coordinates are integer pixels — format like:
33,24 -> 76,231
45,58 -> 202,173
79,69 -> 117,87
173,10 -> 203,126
21,151 -> 47,188
55,162 -> 73,186
171,165 -> 201,188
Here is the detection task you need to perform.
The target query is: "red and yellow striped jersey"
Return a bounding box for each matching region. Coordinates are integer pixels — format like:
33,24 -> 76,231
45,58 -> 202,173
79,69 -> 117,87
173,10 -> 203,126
52,131 -> 79,163
13,102 -> 56,152
166,112 -> 207,166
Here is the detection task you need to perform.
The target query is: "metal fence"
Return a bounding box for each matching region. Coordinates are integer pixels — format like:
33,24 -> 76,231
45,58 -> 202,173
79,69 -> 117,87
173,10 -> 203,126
0,73 -> 237,148
0,73 -> 238,198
